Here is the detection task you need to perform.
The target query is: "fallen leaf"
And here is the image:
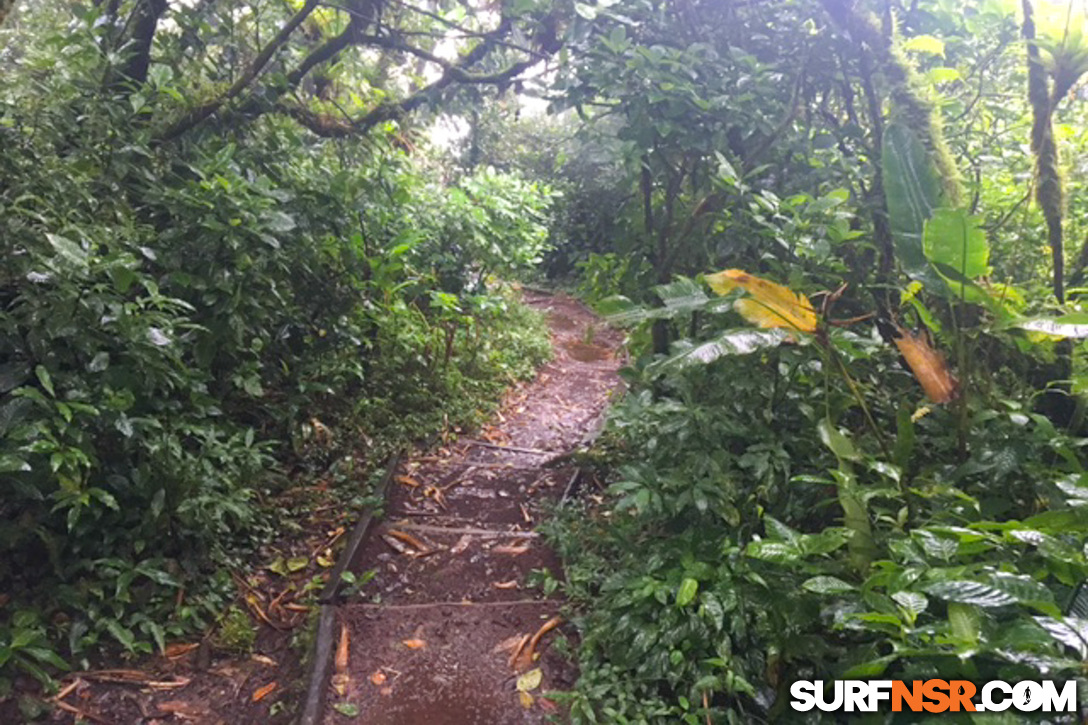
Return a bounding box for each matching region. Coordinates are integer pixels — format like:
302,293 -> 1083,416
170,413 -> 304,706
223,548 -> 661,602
335,624 -> 350,674
515,616 -> 562,671
492,580 -> 519,590
370,671 -> 387,686
401,638 -> 426,650
516,668 -> 543,692
156,700 -> 210,718
507,633 -> 531,669
387,529 -> 431,554
538,696 -> 558,713
332,702 -> 359,716
382,534 -> 411,554
493,543 -> 531,556
163,643 -> 199,658
251,681 -> 277,702
397,475 -> 420,488
251,654 -> 277,667
450,535 -> 472,554
380,686 -> 393,696
493,633 -> 527,654
147,677 -> 191,689
266,557 -> 290,576
519,691 -> 534,709
332,673 -> 349,697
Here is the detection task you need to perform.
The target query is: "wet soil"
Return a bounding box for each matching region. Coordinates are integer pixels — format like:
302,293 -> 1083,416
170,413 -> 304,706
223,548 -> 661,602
24,291 -> 622,725
323,291 -> 622,724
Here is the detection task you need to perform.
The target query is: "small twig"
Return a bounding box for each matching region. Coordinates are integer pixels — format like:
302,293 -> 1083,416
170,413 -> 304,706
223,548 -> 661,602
515,615 -> 562,671
466,440 -> 553,456
54,700 -> 114,725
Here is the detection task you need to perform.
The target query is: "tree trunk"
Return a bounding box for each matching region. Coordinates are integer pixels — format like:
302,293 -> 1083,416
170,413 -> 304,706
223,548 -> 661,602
1022,0 -> 1065,302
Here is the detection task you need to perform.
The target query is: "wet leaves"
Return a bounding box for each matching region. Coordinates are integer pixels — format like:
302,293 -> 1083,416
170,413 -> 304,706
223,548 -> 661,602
516,668 -> 542,691
267,556 -> 309,576
517,668 -> 543,709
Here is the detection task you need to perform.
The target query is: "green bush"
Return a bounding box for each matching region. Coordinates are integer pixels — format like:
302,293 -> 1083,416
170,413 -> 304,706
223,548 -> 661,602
0,21 -> 554,683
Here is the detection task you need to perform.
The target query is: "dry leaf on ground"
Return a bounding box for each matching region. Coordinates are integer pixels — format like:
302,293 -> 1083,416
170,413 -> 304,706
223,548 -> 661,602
251,681 -> 277,702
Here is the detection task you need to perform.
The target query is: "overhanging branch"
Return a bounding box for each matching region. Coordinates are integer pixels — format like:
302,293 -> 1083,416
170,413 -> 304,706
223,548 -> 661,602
157,0 -> 321,141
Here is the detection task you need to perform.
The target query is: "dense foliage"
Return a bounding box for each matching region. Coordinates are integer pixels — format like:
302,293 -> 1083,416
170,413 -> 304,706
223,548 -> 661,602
525,0 -> 1088,722
7,0 -> 1088,721
0,0 -> 554,690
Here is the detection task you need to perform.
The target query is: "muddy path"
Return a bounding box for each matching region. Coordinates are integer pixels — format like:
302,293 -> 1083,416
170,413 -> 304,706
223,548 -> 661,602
320,291 -> 622,724
35,291 -> 620,725
36,289 -> 622,722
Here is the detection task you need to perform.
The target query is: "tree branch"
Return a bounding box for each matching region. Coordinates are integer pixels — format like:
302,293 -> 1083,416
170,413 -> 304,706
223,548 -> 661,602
157,0 -> 321,142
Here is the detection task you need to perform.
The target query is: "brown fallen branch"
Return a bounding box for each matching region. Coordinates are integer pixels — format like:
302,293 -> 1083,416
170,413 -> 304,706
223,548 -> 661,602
507,633 -> 532,669
467,440 -> 552,456
54,700 -> 114,725
514,615 -> 562,671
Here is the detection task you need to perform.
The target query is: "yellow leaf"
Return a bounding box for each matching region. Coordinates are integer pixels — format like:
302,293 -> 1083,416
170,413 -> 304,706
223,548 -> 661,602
516,668 -> 543,692
402,638 -> 427,650
519,691 -> 534,709
705,269 -> 818,333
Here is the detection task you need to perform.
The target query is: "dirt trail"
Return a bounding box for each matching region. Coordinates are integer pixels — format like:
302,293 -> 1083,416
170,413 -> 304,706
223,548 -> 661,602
37,291 -> 620,725
322,291 -> 622,724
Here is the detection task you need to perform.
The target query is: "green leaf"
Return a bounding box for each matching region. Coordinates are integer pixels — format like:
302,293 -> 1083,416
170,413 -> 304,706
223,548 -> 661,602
332,702 -> 360,716
0,362 -> 30,393
926,580 -> 1016,608
34,365 -> 54,397
802,576 -> 855,595
1034,616 -> 1088,657
892,591 -> 929,618
103,619 -> 137,652
87,353 -> 110,373
45,233 -> 88,269
926,67 -> 962,84
648,329 -> 789,374
1015,313 -> 1088,338
676,577 -> 699,607
0,455 -> 31,473
882,123 -> 942,279
745,540 -> 799,563
902,34 -> 946,56
817,420 -> 859,461
948,602 -> 980,645
923,207 -> 988,279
